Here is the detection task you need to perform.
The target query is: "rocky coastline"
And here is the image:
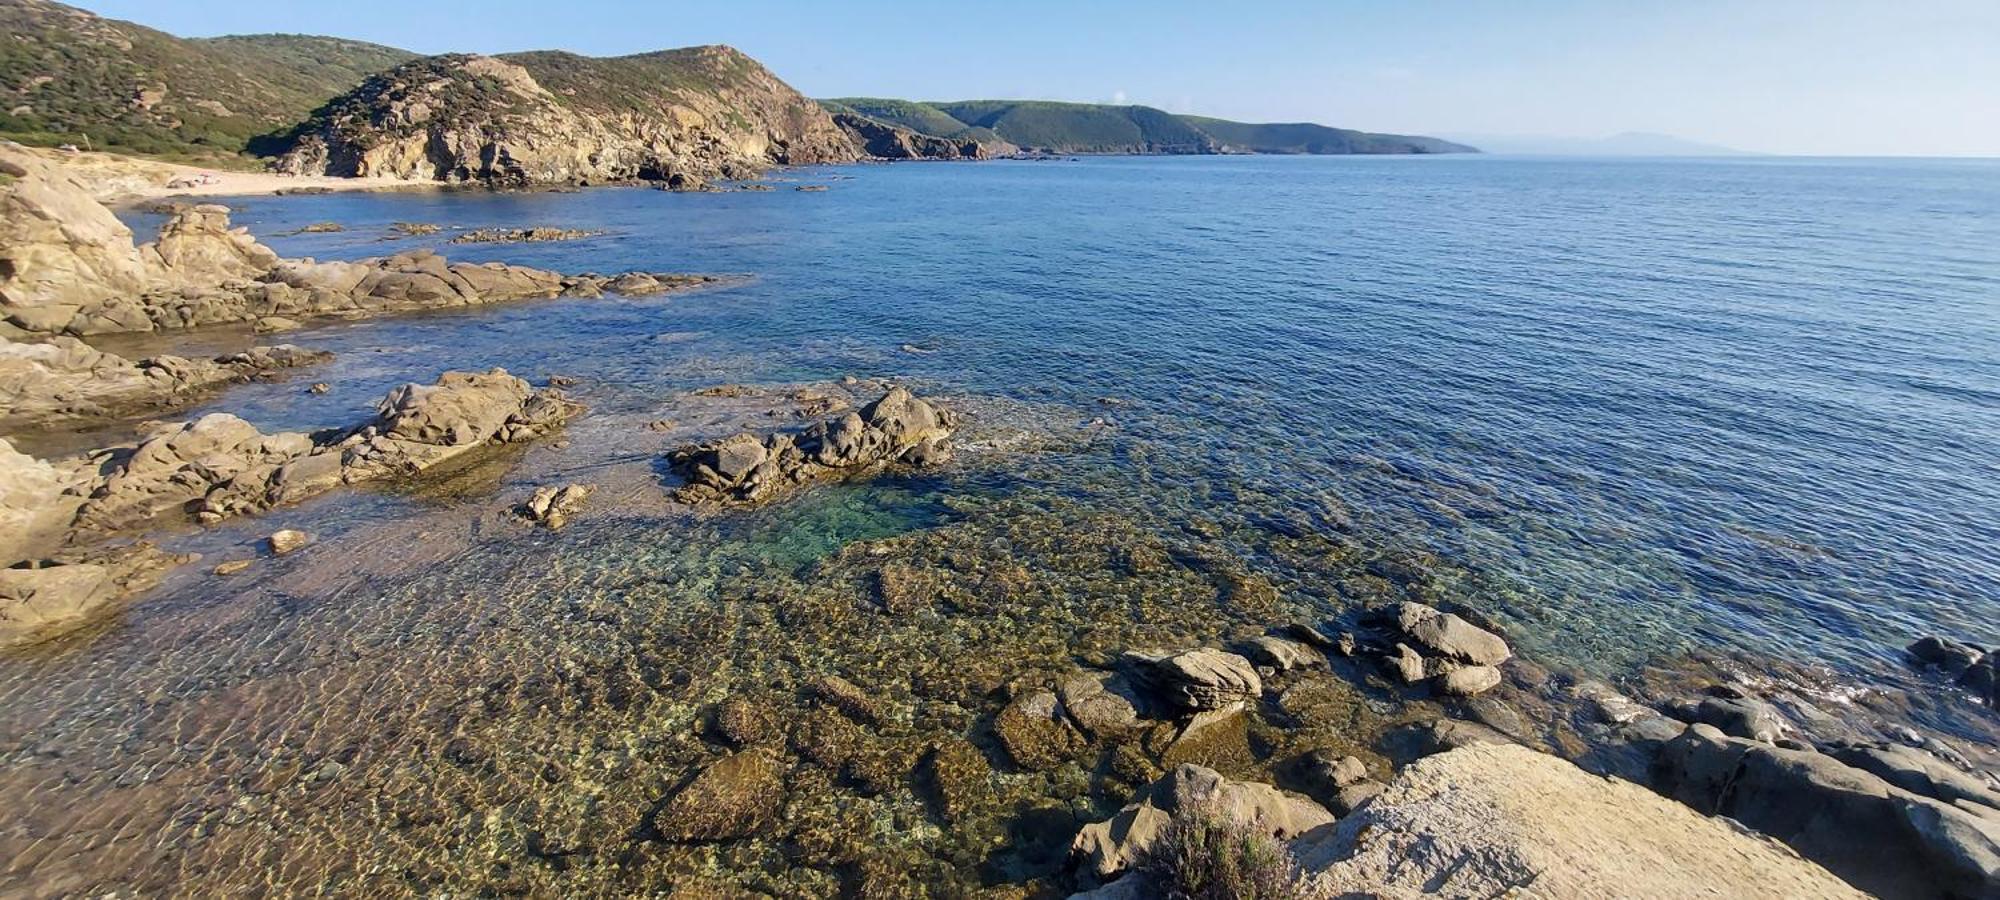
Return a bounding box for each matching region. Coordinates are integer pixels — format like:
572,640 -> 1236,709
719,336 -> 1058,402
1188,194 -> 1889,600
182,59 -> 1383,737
0,131 -> 1994,899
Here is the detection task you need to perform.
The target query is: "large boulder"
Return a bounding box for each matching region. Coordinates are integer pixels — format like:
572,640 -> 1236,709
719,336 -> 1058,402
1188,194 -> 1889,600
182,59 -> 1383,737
1382,602 -> 1512,666
0,437 -> 84,564
0,143 -> 154,336
1654,724 -> 1999,899
374,369 -> 537,446
1072,762 -> 1335,880
1295,742 -> 1865,898
670,388 -> 956,505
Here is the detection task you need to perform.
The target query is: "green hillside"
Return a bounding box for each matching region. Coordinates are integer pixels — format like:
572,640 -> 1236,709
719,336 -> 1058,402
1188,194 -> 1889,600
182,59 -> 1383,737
822,96 -> 1473,156
0,0 -> 412,162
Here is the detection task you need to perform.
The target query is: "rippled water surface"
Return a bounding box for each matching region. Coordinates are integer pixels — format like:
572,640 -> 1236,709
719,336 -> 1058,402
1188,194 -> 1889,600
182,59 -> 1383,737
4,156 -> 1999,895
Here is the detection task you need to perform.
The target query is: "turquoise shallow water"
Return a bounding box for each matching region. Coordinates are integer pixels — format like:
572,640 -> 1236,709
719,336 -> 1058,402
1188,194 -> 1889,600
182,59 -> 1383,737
3,155 -> 1996,894
124,154 -> 2000,676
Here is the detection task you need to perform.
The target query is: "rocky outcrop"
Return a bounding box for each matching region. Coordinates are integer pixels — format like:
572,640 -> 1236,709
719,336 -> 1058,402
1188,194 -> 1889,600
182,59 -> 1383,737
0,546 -> 183,648
0,370 -> 576,645
520,483 -> 592,529
0,334 -> 330,431
273,48 -> 857,187
448,227 -> 605,245
1653,723 -> 2000,899
1290,742 -> 1865,898
1120,648 -> 1263,712
0,142 -> 716,337
831,112 -> 991,161
668,387 -> 955,505
1340,601 -> 1515,697
1907,634 -> 1998,707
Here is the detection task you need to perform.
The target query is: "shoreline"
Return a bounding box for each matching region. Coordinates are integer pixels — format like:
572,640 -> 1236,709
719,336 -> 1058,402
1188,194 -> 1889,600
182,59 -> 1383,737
22,146 -> 429,205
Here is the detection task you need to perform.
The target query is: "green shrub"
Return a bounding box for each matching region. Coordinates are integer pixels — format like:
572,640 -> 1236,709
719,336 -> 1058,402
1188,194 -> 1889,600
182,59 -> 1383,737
1136,810 -> 1317,900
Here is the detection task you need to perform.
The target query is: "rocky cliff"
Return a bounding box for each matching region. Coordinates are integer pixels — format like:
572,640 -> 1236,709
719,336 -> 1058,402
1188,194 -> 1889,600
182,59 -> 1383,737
273,47 -> 858,186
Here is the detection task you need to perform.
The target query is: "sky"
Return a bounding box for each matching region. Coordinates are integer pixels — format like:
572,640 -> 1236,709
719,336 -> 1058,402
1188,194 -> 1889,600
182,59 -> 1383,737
84,0 -> 2000,156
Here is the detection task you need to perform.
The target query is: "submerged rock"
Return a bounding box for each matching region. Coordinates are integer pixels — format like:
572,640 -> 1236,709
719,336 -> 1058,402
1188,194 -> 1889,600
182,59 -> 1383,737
668,387 -> 956,505
654,750 -> 785,842
448,227 -> 605,244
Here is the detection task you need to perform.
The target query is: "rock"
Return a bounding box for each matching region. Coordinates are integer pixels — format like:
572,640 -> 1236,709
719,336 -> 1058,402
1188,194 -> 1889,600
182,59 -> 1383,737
1382,602 -> 1512,666
1958,655 -> 1999,707
1908,636 -> 1985,675
271,50 -> 857,188
1655,723 -> 1999,899
0,334 -> 329,431
308,382 -> 330,395
1072,762 -> 1335,880
668,388 -> 956,505
254,316 -> 301,333
1294,742 -> 1864,898
1436,664 -> 1503,697
1122,648 -> 1262,712
1388,642 -> 1427,684
389,222 -> 441,236
448,227 -> 605,244
267,529 -> 310,555
920,737 -> 992,825
1159,702 -> 1253,770
0,547 -> 177,647
1825,742 -> 2000,812
832,111 -> 997,161
212,559 -> 252,576
1056,672 -> 1146,740
1694,696 -> 1787,743
1294,750 -> 1385,815
521,483 -> 592,529
993,689 -> 1085,771
0,437 -> 83,563
806,675 -> 886,727
1410,717 -> 1517,756
1239,635 -> 1323,672
713,697 -> 778,747
653,750 -> 785,842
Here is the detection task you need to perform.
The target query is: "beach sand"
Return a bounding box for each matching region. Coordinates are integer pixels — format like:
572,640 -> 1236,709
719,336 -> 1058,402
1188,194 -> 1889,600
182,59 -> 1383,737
22,146 -> 422,204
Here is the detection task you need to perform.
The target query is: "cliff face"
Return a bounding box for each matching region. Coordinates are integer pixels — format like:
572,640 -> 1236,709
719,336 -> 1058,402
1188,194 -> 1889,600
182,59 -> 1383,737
830,112 -> 992,161
274,47 -> 858,186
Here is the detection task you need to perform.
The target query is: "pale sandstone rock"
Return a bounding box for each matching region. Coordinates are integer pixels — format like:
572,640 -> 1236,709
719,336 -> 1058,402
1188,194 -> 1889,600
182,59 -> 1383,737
1072,762 -> 1335,879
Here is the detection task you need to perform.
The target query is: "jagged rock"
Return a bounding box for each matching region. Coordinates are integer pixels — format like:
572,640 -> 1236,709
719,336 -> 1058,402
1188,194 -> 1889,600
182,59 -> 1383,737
448,227 -> 604,244
272,50 -> 856,187
654,750 -> 785,842
1071,762 -> 1334,880
669,388 -> 956,505
1654,723 -> 1999,899
0,437 -> 85,563
831,111 -> 994,161
0,333 -> 330,430
1294,742 -> 1864,898
1121,648 -> 1262,712
520,483 -> 591,529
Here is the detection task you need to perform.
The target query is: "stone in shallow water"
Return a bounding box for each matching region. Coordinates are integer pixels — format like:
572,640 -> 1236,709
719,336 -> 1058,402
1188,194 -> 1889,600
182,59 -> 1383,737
1240,635 -> 1324,672
654,750 -> 784,842
1057,671 -> 1145,740
993,689 -> 1085,771
267,529 -> 310,555
1388,602 -> 1513,666
713,697 -> 778,747
807,675 -> 886,726
1122,648 -> 1262,712
1437,664 -> 1503,697
1072,762 -> 1335,880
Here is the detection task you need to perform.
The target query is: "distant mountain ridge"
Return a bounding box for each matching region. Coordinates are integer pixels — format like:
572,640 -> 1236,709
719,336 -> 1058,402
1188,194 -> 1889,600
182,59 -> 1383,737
823,97 -> 1475,156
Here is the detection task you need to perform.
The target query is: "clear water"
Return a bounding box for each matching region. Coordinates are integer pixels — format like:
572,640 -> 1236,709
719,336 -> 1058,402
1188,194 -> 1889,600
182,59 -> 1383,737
4,155 -> 1998,894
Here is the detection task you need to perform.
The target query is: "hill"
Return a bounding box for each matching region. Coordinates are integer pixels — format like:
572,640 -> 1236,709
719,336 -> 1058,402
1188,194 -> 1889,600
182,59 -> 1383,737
0,0 -> 413,162
821,97 -> 1471,156
272,47 -> 858,185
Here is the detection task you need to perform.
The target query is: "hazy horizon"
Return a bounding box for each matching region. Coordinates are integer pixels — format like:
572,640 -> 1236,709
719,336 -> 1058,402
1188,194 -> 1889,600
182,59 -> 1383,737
78,0 -> 2000,157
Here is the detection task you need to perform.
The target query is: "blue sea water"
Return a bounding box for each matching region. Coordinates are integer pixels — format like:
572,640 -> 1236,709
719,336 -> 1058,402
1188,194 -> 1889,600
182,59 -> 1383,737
5,153 -> 1995,894
134,154 -> 1998,679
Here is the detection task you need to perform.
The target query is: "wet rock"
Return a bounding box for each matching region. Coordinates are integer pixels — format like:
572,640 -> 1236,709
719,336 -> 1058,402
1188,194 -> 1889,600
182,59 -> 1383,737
1293,750 -> 1391,816
212,559 -> 252,576
1379,601 -> 1512,666
1409,717 -> 1517,756
993,689 -> 1085,771
1239,635 -> 1324,672
267,529 -> 310,556
668,388 -> 956,506
1159,703 -> 1253,770
1654,723 -> 1998,899
521,483 -> 592,529
1295,742 -> 1864,898
1388,643 -> 1427,684
1824,741 -> 2000,814
1436,664 -> 1503,697
448,227 -> 605,244
0,547 -> 178,647
654,750 -> 784,842
1121,648 -> 1262,712
307,382 -> 330,395
807,675 -> 886,727
1954,653 -> 1999,707
1908,636 -> 1985,675
389,222 -> 440,236
1694,696 -> 1787,743
919,738 -> 992,824
1056,672 -> 1146,740
1071,762 -> 1334,879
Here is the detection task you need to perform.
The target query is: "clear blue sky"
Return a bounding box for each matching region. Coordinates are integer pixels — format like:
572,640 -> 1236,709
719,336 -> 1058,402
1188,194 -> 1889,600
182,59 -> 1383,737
89,0 -> 2000,156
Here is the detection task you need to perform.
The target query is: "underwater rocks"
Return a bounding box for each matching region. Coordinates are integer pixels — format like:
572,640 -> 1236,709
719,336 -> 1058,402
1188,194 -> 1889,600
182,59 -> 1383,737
0,333 -> 330,431
1906,635 -> 1998,707
519,483 -> 592,529
1290,742 -> 1865,898
653,750 -> 785,842
668,387 -> 956,505
0,370 -> 576,644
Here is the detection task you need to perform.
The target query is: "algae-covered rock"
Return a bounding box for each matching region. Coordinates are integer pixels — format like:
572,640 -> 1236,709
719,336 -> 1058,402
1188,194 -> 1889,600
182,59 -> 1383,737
655,750 -> 785,842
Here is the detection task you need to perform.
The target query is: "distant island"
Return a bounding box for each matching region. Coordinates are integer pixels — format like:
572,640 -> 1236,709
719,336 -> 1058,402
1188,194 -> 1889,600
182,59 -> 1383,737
0,0 -> 1475,189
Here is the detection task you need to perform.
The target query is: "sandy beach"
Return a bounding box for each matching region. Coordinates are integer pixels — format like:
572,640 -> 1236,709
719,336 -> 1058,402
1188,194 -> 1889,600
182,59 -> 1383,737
22,146 -> 422,204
